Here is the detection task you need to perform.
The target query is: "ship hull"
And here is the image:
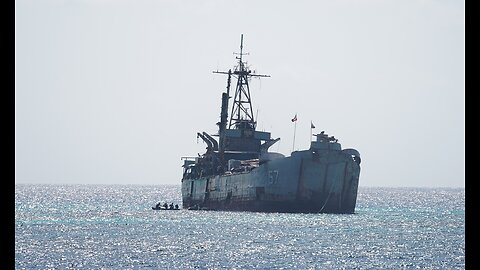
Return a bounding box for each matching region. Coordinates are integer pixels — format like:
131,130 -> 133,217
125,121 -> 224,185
182,149 -> 360,214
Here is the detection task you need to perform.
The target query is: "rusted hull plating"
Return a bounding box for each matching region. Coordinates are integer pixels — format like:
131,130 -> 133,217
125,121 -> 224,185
182,148 -> 360,214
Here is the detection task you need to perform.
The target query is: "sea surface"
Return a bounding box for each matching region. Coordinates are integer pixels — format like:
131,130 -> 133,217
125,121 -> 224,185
15,185 -> 465,269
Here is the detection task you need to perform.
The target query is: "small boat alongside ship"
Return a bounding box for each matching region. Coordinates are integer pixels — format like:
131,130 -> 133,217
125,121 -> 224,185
152,202 -> 180,210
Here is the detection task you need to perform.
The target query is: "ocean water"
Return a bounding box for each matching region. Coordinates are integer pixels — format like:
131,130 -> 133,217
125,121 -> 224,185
15,185 -> 465,269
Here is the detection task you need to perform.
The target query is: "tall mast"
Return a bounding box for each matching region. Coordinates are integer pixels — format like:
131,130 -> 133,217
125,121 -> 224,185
213,34 -> 270,130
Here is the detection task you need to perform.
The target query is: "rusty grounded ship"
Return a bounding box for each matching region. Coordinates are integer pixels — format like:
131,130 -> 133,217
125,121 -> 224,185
181,35 -> 361,213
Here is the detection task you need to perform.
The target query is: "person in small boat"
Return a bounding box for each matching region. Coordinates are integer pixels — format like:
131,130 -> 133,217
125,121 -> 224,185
163,202 -> 168,209
175,204 -> 179,210
155,202 -> 161,209
169,203 -> 174,210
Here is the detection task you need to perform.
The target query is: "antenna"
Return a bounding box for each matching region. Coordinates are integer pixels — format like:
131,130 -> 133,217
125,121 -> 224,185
234,34 -> 249,63
240,34 -> 243,61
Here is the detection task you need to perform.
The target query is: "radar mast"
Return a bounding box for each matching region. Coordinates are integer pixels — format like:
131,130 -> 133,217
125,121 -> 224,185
213,34 -> 270,130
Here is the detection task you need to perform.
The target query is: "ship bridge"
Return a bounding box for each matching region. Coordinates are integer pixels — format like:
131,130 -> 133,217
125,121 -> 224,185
223,128 -> 272,153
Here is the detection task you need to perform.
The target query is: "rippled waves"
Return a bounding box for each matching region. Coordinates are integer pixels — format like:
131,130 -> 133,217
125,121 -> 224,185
15,185 -> 465,269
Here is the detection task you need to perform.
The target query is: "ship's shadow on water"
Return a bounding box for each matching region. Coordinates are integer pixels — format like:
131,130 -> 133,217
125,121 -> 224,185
16,185 -> 464,269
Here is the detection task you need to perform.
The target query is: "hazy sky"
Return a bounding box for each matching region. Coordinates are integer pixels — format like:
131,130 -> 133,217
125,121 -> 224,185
15,0 -> 464,187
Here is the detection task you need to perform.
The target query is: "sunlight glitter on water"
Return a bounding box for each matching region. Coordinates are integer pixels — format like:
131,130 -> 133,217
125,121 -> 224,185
15,185 -> 464,269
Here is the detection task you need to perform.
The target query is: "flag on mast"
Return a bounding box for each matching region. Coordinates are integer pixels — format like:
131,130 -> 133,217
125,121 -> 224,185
311,121 -> 315,129
291,114 -> 297,122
